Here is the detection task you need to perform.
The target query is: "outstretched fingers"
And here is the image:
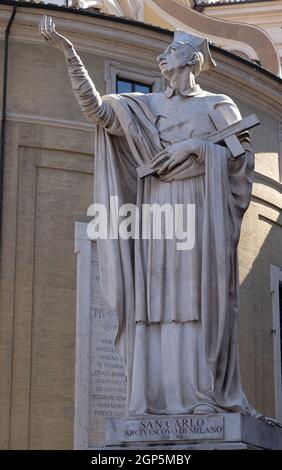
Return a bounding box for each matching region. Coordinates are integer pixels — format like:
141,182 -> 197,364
40,16 -> 48,41
47,16 -> 57,45
40,16 -> 57,46
49,16 -> 55,34
40,16 -> 51,42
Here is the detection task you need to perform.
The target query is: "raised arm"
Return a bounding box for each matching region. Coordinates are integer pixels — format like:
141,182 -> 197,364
40,16 -> 114,126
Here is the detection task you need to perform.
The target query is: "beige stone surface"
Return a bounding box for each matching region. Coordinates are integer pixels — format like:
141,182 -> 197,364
147,0 -> 280,75
201,0 -> 282,70
7,42 -> 106,121
239,187 -> 282,417
0,122 -> 94,449
0,4 -> 281,448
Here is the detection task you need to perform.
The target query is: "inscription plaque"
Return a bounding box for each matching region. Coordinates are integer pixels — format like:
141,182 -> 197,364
89,244 -> 127,446
106,415 -> 224,445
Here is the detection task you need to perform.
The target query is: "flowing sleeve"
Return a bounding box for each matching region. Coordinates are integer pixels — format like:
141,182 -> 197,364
65,47 -> 123,135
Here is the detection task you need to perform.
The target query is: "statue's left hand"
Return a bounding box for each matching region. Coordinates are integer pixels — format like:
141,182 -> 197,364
151,139 -> 205,175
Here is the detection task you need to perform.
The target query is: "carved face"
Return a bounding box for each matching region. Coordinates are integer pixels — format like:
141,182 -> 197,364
157,41 -> 195,78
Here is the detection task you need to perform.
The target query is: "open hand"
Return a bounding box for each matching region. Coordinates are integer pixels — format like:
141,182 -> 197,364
40,16 -> 73,53
151,139 -> 205,175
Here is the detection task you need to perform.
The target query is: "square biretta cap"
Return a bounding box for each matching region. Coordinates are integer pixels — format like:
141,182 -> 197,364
174,30 -> 216,72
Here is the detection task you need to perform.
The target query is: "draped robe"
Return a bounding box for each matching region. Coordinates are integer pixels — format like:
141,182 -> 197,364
92,88 -> 257,416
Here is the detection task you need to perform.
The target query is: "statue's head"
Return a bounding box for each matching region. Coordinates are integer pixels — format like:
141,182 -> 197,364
157,31 -> 216,79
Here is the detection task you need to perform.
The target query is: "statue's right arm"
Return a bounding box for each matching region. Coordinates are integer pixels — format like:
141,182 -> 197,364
40,16 -> 115,127
64,46 -> 114,125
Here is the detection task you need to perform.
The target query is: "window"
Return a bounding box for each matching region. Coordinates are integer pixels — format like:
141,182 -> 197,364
116,78 -> 152,94
271,265 -> 282,422
105,60 -> 165,95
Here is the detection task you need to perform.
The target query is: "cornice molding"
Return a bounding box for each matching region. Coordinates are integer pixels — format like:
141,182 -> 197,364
0,4 -> 280,116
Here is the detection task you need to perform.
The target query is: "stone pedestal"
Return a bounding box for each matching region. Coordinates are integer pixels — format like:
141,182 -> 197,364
105,413 -> 282,450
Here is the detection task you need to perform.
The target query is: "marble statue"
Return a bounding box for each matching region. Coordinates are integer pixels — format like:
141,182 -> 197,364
40,16 -> 259,417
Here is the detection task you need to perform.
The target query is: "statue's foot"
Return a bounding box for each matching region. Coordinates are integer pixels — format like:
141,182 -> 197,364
193,404 -> 217,415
